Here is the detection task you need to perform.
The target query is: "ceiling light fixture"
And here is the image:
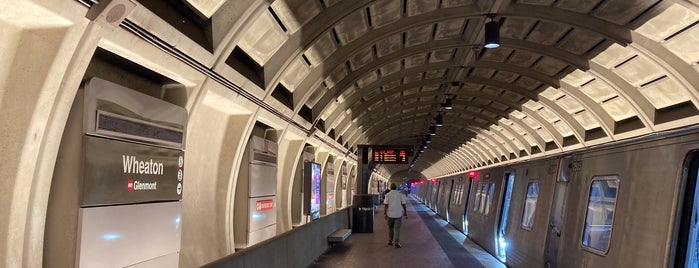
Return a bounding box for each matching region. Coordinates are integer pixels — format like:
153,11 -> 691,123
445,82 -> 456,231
484,19 -> 500,49
435,113 -> 444,127
442,98 -> 453,110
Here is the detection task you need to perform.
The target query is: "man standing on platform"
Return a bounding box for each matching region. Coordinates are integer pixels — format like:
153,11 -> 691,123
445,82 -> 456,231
384,183 -> 407,248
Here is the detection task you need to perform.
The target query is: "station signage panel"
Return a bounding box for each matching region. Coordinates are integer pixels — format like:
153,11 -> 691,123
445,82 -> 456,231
256,199 -> 274,212
82,136 -> 184,206
372,149 -> 409,164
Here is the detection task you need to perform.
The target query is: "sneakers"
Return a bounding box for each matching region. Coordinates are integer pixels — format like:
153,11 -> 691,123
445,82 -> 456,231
388,241 -> 393,245
395,243 -> 402,248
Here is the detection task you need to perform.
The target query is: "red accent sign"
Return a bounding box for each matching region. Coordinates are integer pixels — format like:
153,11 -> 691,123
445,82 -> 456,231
127,179 -> 134,192
256,199 -> 274,212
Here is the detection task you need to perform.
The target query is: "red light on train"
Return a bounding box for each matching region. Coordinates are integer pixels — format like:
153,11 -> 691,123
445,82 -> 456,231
420,181 -> 424,184
468,171 -> 478,178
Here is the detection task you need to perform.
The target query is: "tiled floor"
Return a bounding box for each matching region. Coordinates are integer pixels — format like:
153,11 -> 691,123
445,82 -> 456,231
310,196 -> 506,268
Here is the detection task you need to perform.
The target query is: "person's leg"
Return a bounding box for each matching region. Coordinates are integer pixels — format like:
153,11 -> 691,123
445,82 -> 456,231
387,218 -> 395,244
393,218 -> 403,246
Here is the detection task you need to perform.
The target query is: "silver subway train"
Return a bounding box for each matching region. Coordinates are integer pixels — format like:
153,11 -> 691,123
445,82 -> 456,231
413,127 -> 699,268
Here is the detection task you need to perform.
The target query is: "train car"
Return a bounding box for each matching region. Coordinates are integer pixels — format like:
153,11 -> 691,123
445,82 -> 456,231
415,128 -> 699,268
446,175 -> 470,233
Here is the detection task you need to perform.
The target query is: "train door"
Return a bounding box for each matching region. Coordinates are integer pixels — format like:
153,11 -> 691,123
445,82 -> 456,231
463,178 -> 474,234
674,152 -> 699,267
497,172 -> 515,261
432,181 -> 441,210
544,156 -> 575,268
446,179 -> 455,221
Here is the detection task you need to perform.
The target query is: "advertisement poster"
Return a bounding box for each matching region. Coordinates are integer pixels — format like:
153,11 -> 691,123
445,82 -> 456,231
310,162 -> 321,220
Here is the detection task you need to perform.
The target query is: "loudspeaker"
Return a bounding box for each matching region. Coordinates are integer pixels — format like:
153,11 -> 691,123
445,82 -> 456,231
86,0 -> 136,29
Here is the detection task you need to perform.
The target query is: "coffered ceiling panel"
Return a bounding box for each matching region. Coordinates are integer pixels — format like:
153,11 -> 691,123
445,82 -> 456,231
201,0 -> 699,179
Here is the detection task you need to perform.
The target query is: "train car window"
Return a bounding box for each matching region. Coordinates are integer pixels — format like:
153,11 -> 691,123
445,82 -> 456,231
452,183 -> 462,206
581,176 -> 620,254
521,181 -> 540,230
473,183 -> 483,212
452,183 -> 460,206
458,184 -> 464,205
480,183 -> 488,214
485,183 -> 495,215
676,153 -> 699,267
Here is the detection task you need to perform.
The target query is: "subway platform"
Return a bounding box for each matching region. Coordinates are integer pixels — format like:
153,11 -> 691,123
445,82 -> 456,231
310,196 -> 505,268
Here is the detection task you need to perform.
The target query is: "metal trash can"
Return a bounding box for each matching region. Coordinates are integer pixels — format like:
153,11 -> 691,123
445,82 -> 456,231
352,194 -> 375,233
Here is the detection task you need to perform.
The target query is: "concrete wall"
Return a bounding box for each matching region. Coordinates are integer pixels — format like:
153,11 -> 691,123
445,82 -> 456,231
202,208 -> 351,268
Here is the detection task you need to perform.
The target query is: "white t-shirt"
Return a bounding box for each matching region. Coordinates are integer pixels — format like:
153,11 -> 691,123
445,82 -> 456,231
383,190 -> 406,218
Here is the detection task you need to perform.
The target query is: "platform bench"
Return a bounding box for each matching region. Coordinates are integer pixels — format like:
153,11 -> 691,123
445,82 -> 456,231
327,229 -> 352,245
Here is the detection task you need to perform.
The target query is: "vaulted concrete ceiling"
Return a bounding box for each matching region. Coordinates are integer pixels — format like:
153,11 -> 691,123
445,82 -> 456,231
176,0 -> 699,179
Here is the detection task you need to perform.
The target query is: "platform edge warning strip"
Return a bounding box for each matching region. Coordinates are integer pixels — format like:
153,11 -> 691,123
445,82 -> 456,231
411,200 -> 485,268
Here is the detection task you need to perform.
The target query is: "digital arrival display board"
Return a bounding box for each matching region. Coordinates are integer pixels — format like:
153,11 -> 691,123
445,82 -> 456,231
372,149 -> 409,164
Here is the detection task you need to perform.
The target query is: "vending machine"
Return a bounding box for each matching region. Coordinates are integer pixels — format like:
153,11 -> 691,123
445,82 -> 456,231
75,78 -> 186,267
234,136 -> 278,249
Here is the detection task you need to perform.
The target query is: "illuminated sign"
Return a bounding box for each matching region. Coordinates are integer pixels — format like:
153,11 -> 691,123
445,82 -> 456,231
256,199 -> 274,212
372,149 -> 409,164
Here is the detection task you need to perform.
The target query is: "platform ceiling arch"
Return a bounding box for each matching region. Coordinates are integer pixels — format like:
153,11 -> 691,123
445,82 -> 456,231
174,0 -> 698,179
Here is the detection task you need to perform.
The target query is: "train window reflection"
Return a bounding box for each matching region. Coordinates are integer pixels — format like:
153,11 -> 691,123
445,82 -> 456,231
485,183 -> 495,215
582,176 -> 620,254
480,183 -> 488,214
521,181 -> 539,230
474,183 -> 483,212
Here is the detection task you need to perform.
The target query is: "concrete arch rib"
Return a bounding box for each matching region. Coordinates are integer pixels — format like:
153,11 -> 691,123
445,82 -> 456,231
469,138 -> 494,165
470,128 -> 510,161
529,96 -> 586,146
588,61 -> 655,133
454,76 -> 587,149
467,139 -> 495,165
464,142 -> 487,166
629,31 -> 699,112
460,146 -> 483,168
355,99 -> 505,133
505,116 -> 547,153
455,149 -> 476,169
467,61 -> 560,88
499,3 -> 632,46
321,33 -> 597,126
558,81 -> 616,140
473,136 -> 502,163
313,57 -> 560,123
262,0 -> 375,91
458,149 -> 478,169
302,21 -> 610,120
519,107 -> 565,149
486,125 -> 520,158
450,151 -> 469,169
494,121 -> 532,156
269,2 -> 633,113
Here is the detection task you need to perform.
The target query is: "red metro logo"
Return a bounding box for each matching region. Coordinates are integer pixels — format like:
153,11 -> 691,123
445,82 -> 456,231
126,179 -> 157,192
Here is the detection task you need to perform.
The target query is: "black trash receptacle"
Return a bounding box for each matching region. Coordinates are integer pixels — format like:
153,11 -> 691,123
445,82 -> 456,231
352,194 -> 375,233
